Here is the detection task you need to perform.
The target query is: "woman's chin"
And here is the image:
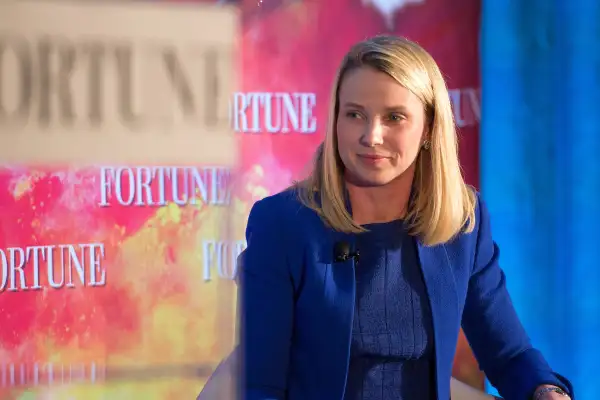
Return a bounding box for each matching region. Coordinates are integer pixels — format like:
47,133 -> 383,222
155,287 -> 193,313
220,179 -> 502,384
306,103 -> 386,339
346,172 -> 396,187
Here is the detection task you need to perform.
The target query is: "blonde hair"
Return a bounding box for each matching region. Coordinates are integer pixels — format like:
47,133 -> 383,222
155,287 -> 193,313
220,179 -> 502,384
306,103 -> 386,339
296,35 -> 476,246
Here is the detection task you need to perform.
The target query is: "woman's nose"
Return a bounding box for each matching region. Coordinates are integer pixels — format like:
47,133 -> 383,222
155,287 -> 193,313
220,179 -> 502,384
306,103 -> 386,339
360,120 -> 384,147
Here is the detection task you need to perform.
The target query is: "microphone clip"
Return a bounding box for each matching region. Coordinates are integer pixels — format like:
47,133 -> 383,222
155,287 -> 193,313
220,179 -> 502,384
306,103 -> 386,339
341,250 -> 360,263
333,241 -> 360,263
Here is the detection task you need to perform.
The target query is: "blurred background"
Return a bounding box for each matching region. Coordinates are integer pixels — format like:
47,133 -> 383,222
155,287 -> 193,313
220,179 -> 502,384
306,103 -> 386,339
0,0 -> 597,399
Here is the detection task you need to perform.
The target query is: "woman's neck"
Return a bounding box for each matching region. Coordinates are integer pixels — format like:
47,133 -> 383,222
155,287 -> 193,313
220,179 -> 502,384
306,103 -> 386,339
346,167 -> 415,225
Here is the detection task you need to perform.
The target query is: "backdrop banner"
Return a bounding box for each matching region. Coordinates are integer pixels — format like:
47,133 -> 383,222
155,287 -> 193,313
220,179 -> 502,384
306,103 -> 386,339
0,1 -> 239,399
0,0 -> 484,398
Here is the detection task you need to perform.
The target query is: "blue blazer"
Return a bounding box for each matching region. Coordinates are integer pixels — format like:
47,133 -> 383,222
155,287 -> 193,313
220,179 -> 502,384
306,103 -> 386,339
238,190 -> 573,400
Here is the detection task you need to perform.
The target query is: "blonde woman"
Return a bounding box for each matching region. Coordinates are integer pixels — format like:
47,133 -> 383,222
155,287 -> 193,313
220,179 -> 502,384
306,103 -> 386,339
229,36 -> 572,400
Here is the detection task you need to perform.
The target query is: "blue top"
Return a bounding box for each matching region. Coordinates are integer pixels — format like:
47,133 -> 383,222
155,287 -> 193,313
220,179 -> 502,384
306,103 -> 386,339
344,219 -> 435,400
200,189 -> 574,400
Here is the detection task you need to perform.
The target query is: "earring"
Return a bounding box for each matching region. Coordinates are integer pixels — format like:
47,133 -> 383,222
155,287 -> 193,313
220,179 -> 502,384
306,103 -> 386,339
422,140 -> 431,150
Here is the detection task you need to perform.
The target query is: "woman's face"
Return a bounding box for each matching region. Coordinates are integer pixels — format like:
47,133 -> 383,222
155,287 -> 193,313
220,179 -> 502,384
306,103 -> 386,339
336,67 -> 427,187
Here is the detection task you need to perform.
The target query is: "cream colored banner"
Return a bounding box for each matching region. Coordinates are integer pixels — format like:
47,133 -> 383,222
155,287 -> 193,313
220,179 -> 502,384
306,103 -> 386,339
0,0 -> 238,164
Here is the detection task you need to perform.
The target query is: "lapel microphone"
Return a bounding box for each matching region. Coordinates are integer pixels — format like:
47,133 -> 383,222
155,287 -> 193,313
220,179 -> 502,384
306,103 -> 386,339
333,241 -> 360,263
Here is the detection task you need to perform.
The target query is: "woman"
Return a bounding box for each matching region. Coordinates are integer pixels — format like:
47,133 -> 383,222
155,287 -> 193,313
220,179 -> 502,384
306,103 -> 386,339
214,36 -> 573,399
198,346 -> 502,400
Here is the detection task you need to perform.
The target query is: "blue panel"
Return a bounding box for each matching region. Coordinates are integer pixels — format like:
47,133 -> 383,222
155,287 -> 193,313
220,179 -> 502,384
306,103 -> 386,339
481,0 -> 600,398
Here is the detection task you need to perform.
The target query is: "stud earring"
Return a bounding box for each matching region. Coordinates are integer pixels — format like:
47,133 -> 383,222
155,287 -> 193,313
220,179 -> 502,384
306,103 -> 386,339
422,140 -> 431,150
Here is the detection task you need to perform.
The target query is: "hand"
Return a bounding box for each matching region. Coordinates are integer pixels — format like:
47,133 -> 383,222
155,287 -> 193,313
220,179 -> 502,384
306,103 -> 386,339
533,385 -> 571,400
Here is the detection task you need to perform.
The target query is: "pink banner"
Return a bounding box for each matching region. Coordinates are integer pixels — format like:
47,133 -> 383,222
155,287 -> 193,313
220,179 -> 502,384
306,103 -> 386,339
0,1 -> 483,398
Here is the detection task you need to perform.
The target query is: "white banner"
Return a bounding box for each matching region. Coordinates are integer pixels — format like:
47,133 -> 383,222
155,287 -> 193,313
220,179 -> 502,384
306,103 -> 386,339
0,0 -> 238,165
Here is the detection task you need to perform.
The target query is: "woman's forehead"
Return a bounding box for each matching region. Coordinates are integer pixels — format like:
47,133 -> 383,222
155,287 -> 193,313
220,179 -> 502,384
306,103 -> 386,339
338,68 -> 422,110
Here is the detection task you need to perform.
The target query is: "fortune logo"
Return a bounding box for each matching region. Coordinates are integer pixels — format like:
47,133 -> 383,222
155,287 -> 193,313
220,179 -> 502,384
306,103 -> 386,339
362,0 -> 425,29
0,1 -> 237,165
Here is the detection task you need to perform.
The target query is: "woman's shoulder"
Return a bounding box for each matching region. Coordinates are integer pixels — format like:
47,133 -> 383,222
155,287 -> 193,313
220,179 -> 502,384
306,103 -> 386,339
251,187 -> 303,217
249,187 -> 324,230
451,188 -> 491,245
471,189 -> 491,233
252,187 -> 302,211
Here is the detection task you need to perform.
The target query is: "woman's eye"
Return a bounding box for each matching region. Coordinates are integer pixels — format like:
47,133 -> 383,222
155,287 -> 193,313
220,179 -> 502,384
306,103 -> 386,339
346,111 -> 362,119
388,113 -> 405,122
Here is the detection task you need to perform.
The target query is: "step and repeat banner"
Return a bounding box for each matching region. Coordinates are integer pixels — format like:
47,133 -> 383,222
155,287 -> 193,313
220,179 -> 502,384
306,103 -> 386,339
0,2 -> 239,399
0,0 -> 482,398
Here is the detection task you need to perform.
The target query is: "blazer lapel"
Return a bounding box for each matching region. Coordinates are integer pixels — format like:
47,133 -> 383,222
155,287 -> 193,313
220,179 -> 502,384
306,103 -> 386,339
416,241 -> 460,399
318,231 -> 356,400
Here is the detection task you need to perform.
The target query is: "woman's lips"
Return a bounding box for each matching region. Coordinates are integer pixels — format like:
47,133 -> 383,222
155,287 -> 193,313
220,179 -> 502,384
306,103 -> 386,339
357,154 -> 390,165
